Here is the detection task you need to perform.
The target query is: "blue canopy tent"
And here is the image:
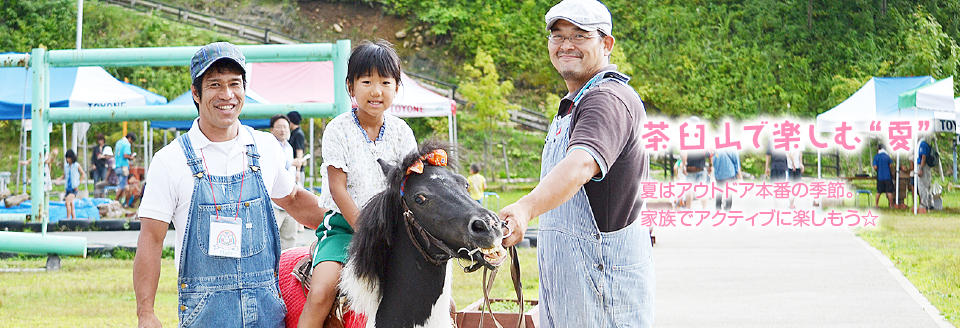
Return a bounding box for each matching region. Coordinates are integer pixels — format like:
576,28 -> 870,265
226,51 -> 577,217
0,66 -> 168,119
0,64 -> 168,221
150,90 -> 272,130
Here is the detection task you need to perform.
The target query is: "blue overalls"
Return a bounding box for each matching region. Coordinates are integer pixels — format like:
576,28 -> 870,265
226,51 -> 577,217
538,71 -> 655,328
175,128 -> 286,327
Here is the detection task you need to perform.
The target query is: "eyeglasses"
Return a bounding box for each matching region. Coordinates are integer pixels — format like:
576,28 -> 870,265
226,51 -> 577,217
547,34 -> 601,45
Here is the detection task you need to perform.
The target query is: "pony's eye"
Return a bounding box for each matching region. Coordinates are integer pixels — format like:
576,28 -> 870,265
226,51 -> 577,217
415,194 -> 427,205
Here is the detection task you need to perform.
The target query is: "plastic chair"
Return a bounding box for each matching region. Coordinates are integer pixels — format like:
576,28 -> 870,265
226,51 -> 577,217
103,186 -> 121,198
482,192 -> 500,211
854,189 -> 872,207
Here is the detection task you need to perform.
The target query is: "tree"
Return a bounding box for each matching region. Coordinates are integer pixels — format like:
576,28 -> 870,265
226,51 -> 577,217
459,48 -> 517,131
895,9 -> 960,79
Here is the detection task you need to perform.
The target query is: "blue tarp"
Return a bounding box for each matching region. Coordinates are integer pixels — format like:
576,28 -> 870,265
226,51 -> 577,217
0,198 -> 114,223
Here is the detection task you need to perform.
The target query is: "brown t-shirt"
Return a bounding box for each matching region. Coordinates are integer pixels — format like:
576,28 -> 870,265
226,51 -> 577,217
559,66 -> 649,232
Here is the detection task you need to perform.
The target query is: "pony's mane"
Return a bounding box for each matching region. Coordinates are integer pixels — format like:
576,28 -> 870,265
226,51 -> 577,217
347,139 -> 457,290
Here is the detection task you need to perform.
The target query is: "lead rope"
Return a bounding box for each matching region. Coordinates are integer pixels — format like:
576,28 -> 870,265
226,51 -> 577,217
475,246 -> 523,328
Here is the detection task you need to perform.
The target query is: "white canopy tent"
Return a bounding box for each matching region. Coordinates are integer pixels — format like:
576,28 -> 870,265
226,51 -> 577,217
814,76 -> 958,212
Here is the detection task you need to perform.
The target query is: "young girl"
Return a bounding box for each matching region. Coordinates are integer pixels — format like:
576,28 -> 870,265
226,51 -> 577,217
61,149 -> 85,220
298,39 -> 417,327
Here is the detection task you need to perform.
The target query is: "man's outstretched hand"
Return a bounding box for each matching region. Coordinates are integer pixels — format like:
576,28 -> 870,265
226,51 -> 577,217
499,203 -> 530,247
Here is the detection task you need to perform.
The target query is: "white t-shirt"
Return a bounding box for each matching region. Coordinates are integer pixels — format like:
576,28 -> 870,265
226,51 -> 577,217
319,110 -> 417,212
138,119 -> 296,269
787,148 -> 804,170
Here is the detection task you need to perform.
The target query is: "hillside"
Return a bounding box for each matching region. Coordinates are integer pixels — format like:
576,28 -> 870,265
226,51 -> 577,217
4,0 -> 960,180
98,0 -> 960,118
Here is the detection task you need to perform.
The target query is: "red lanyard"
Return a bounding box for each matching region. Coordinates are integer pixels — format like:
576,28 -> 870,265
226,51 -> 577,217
200,148 -> 245,218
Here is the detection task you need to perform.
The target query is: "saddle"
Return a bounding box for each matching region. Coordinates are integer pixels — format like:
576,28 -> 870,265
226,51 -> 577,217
287,241 -> 351,328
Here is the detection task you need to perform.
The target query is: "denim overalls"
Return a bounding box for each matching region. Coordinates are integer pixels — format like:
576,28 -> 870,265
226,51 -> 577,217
538,71 -> 655,328
175,127 -> 286,327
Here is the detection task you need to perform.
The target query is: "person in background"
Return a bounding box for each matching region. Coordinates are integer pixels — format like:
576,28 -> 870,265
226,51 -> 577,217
916,134 -> 934,211
468,163 -> 487,205
681,138 -> 711,209
873,143 -> 894,208
287,111 -> 307,185
91,133 -> 109,186
93,146 -> 116,198
671,154 -> 686,209
59,149 -> 85,220
114,133 -> 137,193
499,0 -> 655,326
270,113 -> 300,250
21,147 -> 59,194
786,146 -> 804,209
118,174 -> 142,208
712,149 -> 741,211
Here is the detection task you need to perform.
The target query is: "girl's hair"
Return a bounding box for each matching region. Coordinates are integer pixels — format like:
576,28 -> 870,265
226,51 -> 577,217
346,39 -> 402,91
269,113 -> 290,128
65,149 -> 77,162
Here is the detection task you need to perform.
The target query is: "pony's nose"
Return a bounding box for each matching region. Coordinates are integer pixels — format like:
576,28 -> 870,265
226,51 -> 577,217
469,217 -> 494,236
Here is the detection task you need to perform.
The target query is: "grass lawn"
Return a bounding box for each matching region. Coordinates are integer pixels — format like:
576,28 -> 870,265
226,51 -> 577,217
0,257 -> 180,327
857,201 -> 960,326
0,250 -> 538,327
0,188 -> 539,327
2,184 -> 958,326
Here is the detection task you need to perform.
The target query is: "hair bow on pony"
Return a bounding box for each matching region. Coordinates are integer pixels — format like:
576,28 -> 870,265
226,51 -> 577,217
405,149 -> 448,175
401,149 -> 448,196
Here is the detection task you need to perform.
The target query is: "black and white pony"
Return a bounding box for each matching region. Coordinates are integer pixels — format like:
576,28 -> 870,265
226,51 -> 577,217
340,141 -> 507,328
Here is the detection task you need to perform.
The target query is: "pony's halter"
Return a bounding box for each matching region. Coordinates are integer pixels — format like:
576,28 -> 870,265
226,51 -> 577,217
400,199 -> 498,273
397,148 -> 498,272
400,198 -> 457,266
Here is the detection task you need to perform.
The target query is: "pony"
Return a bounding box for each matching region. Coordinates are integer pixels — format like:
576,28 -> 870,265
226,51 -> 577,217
339,140 -> 508,328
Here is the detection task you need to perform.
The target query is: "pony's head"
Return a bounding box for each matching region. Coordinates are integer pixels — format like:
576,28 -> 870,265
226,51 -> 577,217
348,140 -> 506,285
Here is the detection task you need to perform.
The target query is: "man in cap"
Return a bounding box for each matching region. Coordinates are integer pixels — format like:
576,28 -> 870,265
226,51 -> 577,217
133,42 -> 326,327
499,0 -> 655,326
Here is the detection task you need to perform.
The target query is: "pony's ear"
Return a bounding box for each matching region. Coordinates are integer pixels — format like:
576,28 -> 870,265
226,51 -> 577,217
377,158 -> 394,176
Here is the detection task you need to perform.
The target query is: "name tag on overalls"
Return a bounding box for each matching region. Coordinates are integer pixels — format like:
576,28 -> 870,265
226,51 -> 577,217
209,215 -> 242,258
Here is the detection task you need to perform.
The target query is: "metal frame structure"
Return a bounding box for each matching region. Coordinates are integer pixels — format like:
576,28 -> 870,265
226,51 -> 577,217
0,40 -> 351,256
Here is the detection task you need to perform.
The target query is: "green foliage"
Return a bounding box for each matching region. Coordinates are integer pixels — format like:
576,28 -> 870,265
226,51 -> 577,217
0,0 -> 77,52
111,248 -> 135,260
365,0 -> 960,121
894,9 -> 960,78
459,48 -> 517,131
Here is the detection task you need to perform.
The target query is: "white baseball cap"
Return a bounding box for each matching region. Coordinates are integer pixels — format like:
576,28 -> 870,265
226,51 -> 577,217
545,0 -> 613,36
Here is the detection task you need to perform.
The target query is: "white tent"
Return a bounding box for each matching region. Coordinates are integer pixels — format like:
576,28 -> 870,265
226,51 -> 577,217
816,76 -> 933,132
899,76 -> 957,132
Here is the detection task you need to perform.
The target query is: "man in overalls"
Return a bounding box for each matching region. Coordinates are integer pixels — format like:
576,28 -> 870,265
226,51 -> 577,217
499,0 -> 655,327
133,42 -> 327,327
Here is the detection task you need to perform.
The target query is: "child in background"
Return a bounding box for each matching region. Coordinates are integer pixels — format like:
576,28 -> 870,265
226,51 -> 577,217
468,163 -> 486,204
60,149 -> 85,220
298,39 -> 417,327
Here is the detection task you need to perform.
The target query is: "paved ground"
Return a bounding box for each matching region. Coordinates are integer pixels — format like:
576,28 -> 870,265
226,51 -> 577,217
44,198 -> 955,327
651,224 -> 952,328
49,228 -> 319,250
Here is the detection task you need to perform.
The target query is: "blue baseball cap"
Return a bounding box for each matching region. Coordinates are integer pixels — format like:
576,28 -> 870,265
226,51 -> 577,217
190,42 -> 246,82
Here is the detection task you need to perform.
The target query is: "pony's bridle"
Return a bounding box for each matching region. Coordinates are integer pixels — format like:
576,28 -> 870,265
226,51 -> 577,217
398,149 -> 506,273
400,197 -> 505,273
